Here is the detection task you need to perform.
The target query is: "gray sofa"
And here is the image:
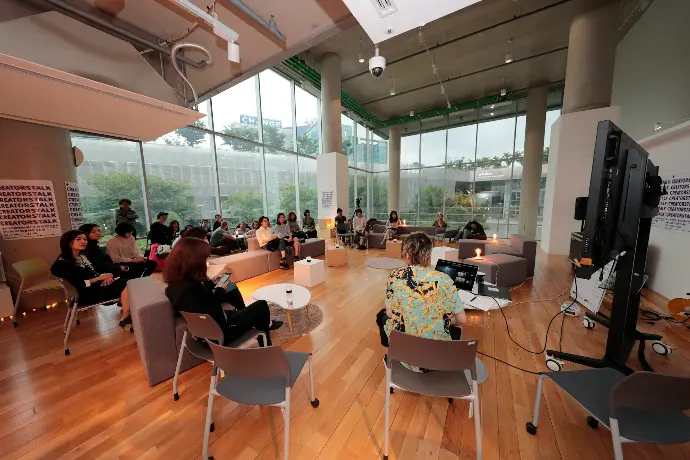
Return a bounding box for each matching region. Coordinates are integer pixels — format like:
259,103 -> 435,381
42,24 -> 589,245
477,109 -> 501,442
128,276 -> 204,386
462,234 -> 538,287
367,225 -> 444,249
485,234 -> 537,276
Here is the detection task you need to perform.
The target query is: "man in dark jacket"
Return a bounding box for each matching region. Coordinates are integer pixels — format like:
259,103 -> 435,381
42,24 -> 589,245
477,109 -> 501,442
116,199 -> 138,237
149,212 -> 171,245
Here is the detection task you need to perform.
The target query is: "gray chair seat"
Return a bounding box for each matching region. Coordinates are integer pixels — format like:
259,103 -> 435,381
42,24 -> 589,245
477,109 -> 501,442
618,407 -> 690,444
185,328 -> 265,363
215,351 -> 310,405
391,361 -> 472,398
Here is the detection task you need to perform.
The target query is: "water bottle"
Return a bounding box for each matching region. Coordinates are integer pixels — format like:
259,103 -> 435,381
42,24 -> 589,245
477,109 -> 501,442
286,288 -> 293,309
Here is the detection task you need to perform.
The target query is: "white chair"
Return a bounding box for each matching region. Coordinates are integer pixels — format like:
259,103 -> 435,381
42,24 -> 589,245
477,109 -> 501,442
12,258 -> 64,326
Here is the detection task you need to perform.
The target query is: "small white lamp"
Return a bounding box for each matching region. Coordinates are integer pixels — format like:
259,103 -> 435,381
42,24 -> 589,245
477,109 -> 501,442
474,248 -> 483,260
493,233 -> 497,242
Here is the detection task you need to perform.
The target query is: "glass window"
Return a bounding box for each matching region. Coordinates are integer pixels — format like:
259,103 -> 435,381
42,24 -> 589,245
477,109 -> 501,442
195,100 -> 211,129
399,169 -> 420,224
357,123 -> 368,170
356,169 -> 368,214
400,134 -> 420,168
295,87 -> 319,156
298,157 -> 318,220
444,165 -> 473,231
143,129 -> 217,227
265,149 -> 297,220
259,70 -> 294,151
418,167 -> 445,225
341,114 -> 355,163
420,129 -> 446,167
71,133 -> 147,238
447,124 -> 476,166
372,172 -> 389,221
211,77 -> 260,143
216,137 -> 264,224
371,132 -> 388,172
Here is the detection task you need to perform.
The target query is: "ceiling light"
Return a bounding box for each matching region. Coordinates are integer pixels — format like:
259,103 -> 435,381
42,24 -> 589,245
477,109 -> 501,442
410,110 -> 415,117
389,78 -> 396,95
500,89 -> 507,96
654,123 -> 662,131
358,53 -> 365,63
358,39 -> 365,63
447,101 -> 452,109
490,112 -> 495,116
490,104 -> 495,109
505,53 -> 514,64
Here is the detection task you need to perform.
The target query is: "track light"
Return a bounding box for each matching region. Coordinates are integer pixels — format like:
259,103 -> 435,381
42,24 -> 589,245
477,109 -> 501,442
500,89 -> 507,96
654,123 -> 662,131
389,78 -> 396,95
505,53 -> 514,64
358,39 -> 365,63
490,104 -> 495,109
410,110 -> 415,117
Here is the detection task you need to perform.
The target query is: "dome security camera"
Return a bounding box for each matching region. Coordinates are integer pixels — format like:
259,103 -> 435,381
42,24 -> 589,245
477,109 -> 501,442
369,46 -> 386,78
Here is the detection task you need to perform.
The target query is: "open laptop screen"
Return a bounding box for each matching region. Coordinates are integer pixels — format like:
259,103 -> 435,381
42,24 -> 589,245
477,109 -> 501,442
435,259 -> 478,292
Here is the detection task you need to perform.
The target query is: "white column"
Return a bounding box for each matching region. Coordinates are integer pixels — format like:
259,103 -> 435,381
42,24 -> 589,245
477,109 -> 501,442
517,86 -> 548,237
320,53 -> 342,154
388,125 -> 401,213
317,152 -> 349,236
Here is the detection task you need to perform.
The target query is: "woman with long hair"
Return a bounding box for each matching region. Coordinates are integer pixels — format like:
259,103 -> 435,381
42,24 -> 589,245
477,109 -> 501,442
244,220 -> 260,237
106,222 -> 158,277
168,220 -> 181,240
164,237 -> 281,345
382,210 -> 402,244
79,223 -> 125,277
51,230 -> 132,327
256,216 -> 289,269
287,211 -> 307,241
302,210 -> 317,239
274,212 -> 301,259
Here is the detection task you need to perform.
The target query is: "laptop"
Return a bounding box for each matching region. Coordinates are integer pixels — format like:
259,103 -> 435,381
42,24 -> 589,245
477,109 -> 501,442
435,259 -> 478,293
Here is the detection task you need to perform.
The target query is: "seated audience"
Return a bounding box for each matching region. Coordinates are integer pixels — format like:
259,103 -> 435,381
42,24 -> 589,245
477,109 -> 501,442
236,222 -> 249,235
212,214 -> 223,230
454,220 -> 487,241
172,225 -> 194,248
149,212 -> 172,245
432,213 -> 447,228
79,223 -> 125,277
353,209 -> 367,249
287,211 -> 307,240
382,210 -> 402,243
244,220 -> 260,238
51,230 -> 132,327
201,219 -> 212,239
256,216 -> 289,270
168,220 -> 181,241
106,223 -> 158,278
334,208 -> 348,227
210,221 -> 241,254
378,232 -> 467,372
275,213 -> 301,259
302,210 -> 317,239
164,237 -> 282,347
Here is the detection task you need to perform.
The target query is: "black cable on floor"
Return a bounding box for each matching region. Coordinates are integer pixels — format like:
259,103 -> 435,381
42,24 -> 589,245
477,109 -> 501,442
492,296 -> 564,355
477,351 -> 541,375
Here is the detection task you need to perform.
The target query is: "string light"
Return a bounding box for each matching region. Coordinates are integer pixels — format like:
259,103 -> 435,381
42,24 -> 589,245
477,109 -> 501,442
418,27 -> 451,111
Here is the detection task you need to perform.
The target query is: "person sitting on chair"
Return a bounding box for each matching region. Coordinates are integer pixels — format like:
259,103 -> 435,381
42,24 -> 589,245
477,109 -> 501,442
432,213 -> 447,228
382,210 -> 402,244
106,222 -> 158,278
302,210 -> 317,239
353,209 -> 367,249
244,220 -> 260,238
210,221 -> 241,254
51,230 -> 132,328
455,220 -> 487,241
149,212 -> 172,245
165,237 -> 282,347
212,214 -> 223,230
256,216 -> 290,269
287,211 -> 307,241
79,223 -> 127,278
274,213 -> 301,260
377,232 -> 467,372
201,219 -> 212,240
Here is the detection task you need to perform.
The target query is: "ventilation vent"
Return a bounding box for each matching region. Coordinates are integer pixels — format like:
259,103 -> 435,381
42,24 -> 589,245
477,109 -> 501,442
369,0 -> 398,18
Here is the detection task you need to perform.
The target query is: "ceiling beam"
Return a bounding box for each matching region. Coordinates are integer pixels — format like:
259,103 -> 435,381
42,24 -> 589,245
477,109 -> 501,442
360,46 -> 568,106
342,0 -> 576,82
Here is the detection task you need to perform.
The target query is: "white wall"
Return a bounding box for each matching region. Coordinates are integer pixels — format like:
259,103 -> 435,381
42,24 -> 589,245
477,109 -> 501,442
611,0 -> 690,140
611,0 -> 690,299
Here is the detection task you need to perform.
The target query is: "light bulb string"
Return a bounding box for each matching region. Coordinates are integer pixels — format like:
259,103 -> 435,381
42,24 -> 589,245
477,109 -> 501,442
418,28 -> 451,109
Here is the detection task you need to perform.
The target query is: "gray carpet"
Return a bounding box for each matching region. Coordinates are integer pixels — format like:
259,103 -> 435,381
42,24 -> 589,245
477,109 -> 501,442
365,257 -> 406,270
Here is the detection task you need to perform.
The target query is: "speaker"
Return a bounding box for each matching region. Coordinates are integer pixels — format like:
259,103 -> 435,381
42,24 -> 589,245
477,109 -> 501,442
574,197 -> 588,221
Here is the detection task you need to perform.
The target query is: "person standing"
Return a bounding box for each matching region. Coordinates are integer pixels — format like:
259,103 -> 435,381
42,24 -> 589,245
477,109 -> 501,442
212,214 -> 223,230
116,199 -> 139,237
149,212 -> 171,245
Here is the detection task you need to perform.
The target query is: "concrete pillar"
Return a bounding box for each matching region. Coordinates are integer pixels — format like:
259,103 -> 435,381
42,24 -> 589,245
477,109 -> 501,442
562,3 -> 618,114
388,125 -> 401,213
517,86 -> 548,238
0,118 -> 77,313
316,152 -> 349,239
320,53 -> 342,153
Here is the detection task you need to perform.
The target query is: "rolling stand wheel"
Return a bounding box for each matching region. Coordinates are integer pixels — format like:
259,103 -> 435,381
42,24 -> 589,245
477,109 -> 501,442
210,422 -> 215,432
526,422 -> 537,435
545,355 -> 563,372
311,398 -> 320,408
651,341 -> 672,355
586,416 -> 599,429
583,316 -> 595,329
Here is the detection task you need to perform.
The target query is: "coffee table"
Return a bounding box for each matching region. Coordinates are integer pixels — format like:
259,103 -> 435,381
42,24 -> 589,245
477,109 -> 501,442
253,283 -> 311,332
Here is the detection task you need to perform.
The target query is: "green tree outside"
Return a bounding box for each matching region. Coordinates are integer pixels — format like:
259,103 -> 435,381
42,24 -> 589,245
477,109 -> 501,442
223,190 -> 264,223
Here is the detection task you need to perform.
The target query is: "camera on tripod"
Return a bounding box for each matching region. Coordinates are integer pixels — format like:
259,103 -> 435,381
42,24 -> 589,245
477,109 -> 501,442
355,197 -> 362,209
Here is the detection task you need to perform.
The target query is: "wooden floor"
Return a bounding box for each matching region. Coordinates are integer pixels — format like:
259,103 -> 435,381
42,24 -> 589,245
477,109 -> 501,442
1,246 -> 689,460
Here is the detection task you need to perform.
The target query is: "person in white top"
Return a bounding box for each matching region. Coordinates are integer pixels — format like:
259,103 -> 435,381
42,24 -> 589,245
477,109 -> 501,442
256,216 -> 290,270
353,208 -> 368,249
106,222 -> 157,278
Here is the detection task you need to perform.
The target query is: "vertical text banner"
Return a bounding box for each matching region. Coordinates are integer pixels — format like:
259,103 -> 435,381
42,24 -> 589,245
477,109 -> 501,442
65,182 -> 84,230
652,172 -> 690,233
0,180 -> 62,240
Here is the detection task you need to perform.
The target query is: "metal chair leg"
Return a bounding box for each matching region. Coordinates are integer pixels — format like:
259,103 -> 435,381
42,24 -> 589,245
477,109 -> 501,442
384,367 -> 391,460
63,301 -> 79,355
308,356 -> 319,408
610,418 -> 624,460
173,331 -> 187,401
202,368 -> 218,460
473,381 -> 482,460
526,374 -> 545,435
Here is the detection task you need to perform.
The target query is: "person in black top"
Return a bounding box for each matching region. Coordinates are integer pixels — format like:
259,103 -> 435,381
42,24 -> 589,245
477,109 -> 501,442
454,220 -> 487,242
149,211 -> 171,245
164,237 -> 282,346
78,223 -> 126,277
50,230 -> 132,327
212,214 -> 223,230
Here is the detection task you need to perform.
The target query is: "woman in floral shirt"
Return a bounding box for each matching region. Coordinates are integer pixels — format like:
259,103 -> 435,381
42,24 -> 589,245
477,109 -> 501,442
382,232 -> 467,372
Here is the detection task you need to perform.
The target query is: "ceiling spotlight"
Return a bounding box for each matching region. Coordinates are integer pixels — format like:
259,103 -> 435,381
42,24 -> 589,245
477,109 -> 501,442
358,39 -> 365,63
410,110 -> 415,117
447,101 -> 452,109
490,112 -> 495,116
654,122 -> 662,131
358,53 -> 365,63
490,104 -> 495,109
505,53 -> 514,64
500,89 -> 507,96
389,78 -> 396,96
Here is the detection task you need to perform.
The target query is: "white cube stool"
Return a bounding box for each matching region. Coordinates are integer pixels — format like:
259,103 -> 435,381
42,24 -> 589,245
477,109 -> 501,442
431,246 -> 457,267
294,258 -> 325,287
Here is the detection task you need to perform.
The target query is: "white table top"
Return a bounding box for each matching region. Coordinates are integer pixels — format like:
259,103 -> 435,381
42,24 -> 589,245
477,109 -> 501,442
295,258 -> 324,267
457,285 -> 511,311
253,283 -> 311,310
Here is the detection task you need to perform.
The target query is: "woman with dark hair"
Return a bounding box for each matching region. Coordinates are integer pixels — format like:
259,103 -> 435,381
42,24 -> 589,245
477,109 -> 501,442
382,210 -> 402,244
168,220 -> 181,240
377,232 -> 467,372
164,237 -> 281,346
244,220 -> 260,237
455,220 -> 487,242
106,222 -> 157,278
51,230 -> 132,327
79,223 -> 124,275
302,210 -> 317,239
172,225 -> 194,248
256,216 -> 289,269
274,213 -> 301,260
287,211 -> 307,241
